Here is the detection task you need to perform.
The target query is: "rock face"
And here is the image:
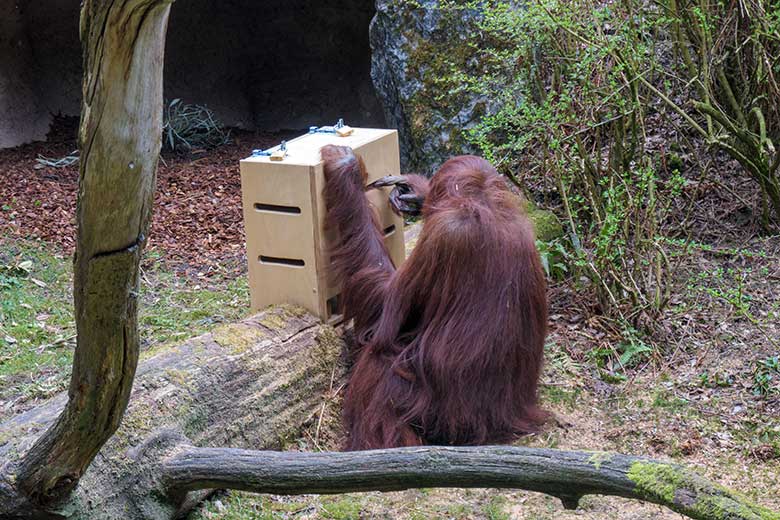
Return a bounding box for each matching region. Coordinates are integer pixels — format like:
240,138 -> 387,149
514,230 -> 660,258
0,2 -> 51,148
0,0 -> 385,147
370,1 -> 488,173
1,0 -> 490,170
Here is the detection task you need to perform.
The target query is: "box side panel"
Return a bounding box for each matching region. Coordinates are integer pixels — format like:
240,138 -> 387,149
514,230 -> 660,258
359,131 -> 406,269
240,160 -> 321,316
310,131 -> 406,319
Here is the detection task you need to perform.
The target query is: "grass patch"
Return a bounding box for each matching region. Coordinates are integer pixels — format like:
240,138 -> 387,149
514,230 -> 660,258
321,497 -> 363,519
0,239 -> 74,410
0,237 -> 250,414
139,263 -> 249,355
189,493 -> 296,520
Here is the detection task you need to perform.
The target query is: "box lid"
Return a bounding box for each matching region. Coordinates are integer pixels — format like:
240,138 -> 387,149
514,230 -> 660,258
241,128 -> 397,166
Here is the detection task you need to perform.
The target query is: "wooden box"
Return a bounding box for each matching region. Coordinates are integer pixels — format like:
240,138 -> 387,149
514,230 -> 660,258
239,128 -> 405,320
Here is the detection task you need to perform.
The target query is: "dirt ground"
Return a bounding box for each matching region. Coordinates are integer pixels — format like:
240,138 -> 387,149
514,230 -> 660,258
0,117 -> 299,277
1,120 -> 778,518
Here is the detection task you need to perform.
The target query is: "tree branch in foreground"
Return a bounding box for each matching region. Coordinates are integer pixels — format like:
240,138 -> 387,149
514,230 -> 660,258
163,445 -> 779,520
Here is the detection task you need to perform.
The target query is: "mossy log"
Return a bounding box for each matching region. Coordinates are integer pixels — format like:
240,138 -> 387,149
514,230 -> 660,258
1,306 -> 776,520
162,447 -> 778,520
0,306 -> 344,519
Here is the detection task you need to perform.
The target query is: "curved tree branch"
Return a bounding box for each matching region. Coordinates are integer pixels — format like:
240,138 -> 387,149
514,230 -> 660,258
162,445 -> 779,520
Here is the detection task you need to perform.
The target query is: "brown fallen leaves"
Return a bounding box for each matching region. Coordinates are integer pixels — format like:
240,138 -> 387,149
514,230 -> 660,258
0,118 -> 292,277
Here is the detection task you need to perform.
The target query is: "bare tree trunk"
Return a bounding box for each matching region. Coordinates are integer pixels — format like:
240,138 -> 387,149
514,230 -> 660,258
11,0 -> 174,507
0,308 -> 344,519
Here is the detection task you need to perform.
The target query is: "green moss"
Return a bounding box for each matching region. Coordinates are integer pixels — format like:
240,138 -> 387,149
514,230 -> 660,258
259,312 -> 288,330
181,402 -> 210,437
277,303 -> 308,318
212,323 -> 267,354
311,326 -> 344,368
698,495 -> 780,520
627,462 -> 780,520
587,452 -> 613,470
629,462 -> 691,504
524,201 -> 564,241
398,3 -> 487,169
163,368 -> 195,389
112,406 -> 158,449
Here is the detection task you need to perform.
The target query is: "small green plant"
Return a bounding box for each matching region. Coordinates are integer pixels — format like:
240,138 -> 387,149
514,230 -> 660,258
321,497 -> 362,520
753,356 -> 780,396
483,495 -> 510,520
617,336 -> 653,369
698,371 -> 735,389
535,238 -> 568,279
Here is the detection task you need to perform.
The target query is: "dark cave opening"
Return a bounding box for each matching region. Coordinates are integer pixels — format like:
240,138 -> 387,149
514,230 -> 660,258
0,0 -> 385,148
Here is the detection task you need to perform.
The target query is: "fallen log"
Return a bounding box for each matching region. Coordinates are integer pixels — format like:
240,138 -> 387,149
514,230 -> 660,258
1,305 -> 776,520
162,446 -> 778,520
0,306 -> 344,519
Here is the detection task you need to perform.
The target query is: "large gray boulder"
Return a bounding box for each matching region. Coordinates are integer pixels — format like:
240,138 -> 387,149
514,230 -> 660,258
370,1 -> 489,173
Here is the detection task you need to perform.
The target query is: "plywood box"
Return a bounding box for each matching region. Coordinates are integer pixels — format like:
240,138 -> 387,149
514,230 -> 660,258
239,128 -> 405,320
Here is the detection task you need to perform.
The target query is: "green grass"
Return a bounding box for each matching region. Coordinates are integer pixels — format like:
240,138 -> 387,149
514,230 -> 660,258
189,493 -> 366,520
0,237 -> 250,413
483,495 -> 509,520
189,493 -> 289,520
0,240 -> 74,407
321,497 -> 363,519
139,263 -> 250,355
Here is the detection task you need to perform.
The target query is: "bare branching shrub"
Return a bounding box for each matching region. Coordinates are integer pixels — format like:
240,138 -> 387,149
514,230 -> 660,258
163,99 -> 231,152
667,0 -> 780,228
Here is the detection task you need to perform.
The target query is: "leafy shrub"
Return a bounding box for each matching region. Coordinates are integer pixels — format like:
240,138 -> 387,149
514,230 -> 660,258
456,1 -> 681,331
444,0 -> 779,340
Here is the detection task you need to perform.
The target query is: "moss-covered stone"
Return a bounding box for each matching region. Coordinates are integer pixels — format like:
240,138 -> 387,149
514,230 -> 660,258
524,200 -> 564,242
371,1 -> 491,173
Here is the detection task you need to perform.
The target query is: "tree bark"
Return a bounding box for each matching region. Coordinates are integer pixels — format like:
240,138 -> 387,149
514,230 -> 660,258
1,308 -> 777,520
162,446 -> 779,520
12,0 -> 174,506
0,307 -> 344,519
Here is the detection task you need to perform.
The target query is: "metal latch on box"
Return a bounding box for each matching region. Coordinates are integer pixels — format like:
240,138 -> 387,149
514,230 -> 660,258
309,118 -> 354,137
251,119 -> 354,162
252,140 -> 288,161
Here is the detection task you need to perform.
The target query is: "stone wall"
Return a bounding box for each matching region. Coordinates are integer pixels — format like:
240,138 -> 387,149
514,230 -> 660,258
0,0 -> 385,148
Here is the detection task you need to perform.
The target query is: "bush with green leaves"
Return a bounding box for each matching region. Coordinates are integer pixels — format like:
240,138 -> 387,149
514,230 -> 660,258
455,1 -> 683,332
443,0 -> 779,341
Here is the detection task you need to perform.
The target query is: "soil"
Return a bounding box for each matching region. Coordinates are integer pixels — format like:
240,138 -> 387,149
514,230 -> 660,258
0,116 -> 300,277
2,118 -> 779,518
